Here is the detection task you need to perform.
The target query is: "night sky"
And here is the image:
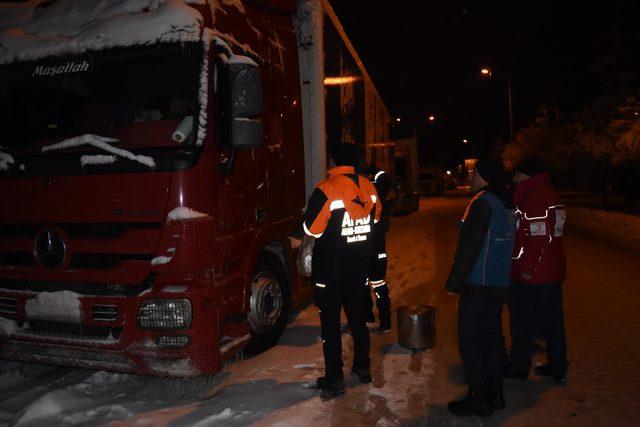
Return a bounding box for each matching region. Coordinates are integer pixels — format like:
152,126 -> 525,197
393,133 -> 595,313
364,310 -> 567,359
331,1 -> 640,166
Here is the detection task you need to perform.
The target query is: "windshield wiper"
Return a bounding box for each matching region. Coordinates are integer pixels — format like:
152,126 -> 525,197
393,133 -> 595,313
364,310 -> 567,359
41,134 -> 156,169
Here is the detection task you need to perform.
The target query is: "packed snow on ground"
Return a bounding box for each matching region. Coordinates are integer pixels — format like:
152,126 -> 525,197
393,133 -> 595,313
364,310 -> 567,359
2,196 -> 637,425
168,206 -> 209,220
0,0 -> 203,65
190,407 -> 235,427
42,134 -> 156,168
24,290 -> 81,323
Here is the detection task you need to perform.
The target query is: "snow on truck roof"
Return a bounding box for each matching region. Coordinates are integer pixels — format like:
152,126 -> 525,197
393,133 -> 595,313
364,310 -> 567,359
0,0 -> 214,65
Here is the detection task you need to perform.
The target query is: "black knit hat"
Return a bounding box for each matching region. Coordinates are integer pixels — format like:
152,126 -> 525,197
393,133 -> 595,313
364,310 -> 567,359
515,157 -> 545,176
476,157 -> 506,186
330,142 -> 358,167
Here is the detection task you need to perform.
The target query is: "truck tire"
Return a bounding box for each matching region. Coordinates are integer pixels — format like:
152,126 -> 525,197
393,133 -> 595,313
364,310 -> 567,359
245,252 -> 290,354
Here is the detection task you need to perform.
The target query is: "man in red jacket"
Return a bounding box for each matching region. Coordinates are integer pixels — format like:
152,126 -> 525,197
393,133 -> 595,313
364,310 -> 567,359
506,157 -> 568,382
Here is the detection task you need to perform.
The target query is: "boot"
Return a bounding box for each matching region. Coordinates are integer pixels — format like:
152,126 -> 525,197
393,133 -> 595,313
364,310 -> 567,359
488,380 -> 506,410
316,376 -> 345,396
377,315 -> 392,335
351,367 -> 372,384
504,362 -> 528,380
375,324 -> 392,335
447,385 -> 493,417
534,363 -> 567,383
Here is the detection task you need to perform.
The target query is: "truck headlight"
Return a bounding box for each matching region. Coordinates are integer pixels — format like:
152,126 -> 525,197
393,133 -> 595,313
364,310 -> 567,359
137,299 -> 192,330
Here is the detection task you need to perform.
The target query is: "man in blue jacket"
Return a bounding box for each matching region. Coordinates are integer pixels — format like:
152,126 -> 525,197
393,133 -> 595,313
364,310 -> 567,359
445,158 -> 516,417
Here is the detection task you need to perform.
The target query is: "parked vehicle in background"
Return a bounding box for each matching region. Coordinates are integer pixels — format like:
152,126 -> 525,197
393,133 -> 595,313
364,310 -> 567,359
393,139 -> 419,215
419,165 -> 445,195
443,170 -> 458,190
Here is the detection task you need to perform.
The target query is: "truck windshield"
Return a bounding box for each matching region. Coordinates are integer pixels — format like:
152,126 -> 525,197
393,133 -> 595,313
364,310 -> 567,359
0,42 -> 202,154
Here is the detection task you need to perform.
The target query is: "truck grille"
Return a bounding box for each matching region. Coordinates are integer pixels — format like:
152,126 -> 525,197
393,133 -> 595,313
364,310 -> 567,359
0,252 -> 153,270
26,321 -> 123,341
0,297 -> 17,315
92,305 -> 118,322
0,341 -> 137,372
0,222 -> 160,270
0,252 -> 36,267
0,222 -> 162,239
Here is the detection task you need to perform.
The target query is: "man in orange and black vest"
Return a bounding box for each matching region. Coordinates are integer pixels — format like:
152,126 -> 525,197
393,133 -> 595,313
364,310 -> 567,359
303,142 -> 382,397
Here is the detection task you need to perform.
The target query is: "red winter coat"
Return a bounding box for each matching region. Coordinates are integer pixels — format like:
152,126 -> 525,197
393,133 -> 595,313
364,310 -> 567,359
511,172 -> 567,284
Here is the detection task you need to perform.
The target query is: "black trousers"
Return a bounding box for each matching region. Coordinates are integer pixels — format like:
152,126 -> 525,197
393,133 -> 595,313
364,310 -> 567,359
458,287 -> 507,388
315,281 -> 371,381
366,230 -> 391,326
508,280 -> 568,375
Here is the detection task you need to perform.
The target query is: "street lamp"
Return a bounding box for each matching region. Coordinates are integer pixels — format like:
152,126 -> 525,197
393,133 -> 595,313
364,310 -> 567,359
428,115 -> 436,122
480,66 -> 514,143
395,117 -> 402,123
463,138 -> 468,144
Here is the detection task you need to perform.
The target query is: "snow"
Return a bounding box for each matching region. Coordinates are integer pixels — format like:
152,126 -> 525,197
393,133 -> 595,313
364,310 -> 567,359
0,316 -> 21,336
568,206 -> 640,250
15,390 -> 68,426
292,364 -> 316,370
186,0 -> 246,16
211,29 -> 261,62
191,408 -> 235,427
146,358 -> 197,376
219,334 -> 250,354
167,206 -> 209,220
80,154 -> 117,168
8,370 -> 137,426
42,134 -> 156,168
228,54 -> 258,67
161,285 -> 188,293
0,0 -> 203,65
0,148 -> 14,172
24,290 -> 81,323
151,256 -> 173,266
3,194 -> 638,427
196,28 -> 214,146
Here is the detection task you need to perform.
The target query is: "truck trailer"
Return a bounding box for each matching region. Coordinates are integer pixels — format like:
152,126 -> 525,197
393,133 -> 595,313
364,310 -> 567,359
0,0 -> 394,376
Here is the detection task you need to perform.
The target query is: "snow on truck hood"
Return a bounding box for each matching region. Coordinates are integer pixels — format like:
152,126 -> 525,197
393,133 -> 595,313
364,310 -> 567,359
0,0 -> 205,65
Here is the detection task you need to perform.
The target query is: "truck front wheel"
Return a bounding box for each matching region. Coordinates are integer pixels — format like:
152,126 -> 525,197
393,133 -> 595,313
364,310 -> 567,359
245,253 -> 289,354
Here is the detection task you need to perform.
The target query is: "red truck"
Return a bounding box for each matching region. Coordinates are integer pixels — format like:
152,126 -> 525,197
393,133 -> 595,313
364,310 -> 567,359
0,0 -> 394,377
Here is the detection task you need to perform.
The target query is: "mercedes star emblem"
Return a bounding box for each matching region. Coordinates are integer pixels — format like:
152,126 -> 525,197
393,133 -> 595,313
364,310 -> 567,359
34,229 -> 67,269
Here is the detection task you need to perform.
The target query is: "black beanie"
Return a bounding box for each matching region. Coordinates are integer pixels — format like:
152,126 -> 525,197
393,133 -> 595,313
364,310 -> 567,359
476,157 -> 506,186
330,142 -> 358,167
515,157 -> 545,176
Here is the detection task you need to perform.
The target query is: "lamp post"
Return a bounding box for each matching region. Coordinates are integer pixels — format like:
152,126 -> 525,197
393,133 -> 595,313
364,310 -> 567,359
480,67 -> 514,143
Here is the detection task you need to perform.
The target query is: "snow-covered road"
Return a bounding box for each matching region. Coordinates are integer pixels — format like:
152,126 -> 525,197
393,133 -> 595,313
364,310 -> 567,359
1,191 -> 639,426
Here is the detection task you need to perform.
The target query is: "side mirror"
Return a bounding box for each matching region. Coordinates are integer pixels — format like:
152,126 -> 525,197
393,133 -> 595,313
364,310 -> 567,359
227,56 -> 262,149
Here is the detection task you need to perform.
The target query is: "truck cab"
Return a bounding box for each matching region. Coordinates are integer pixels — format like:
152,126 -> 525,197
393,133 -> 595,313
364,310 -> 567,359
0,0 -> 309,376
